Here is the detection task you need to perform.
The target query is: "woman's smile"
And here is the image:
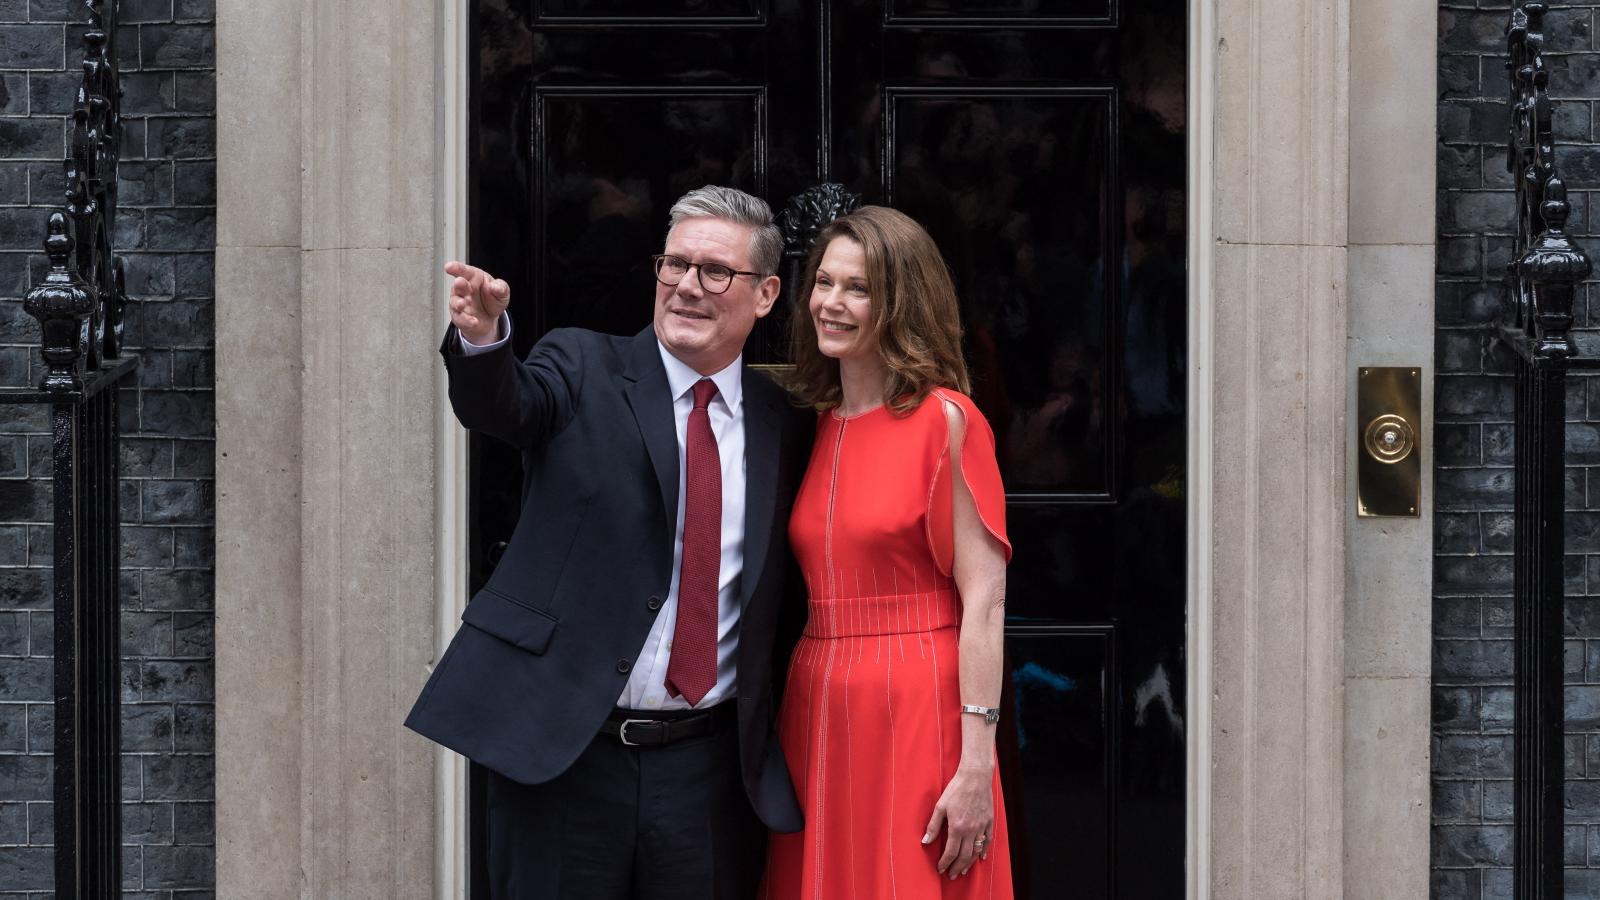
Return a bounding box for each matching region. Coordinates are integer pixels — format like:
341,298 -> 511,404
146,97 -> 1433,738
808,238 -> 877,360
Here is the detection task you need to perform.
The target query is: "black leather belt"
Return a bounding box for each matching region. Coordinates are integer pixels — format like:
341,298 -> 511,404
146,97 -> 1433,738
601,703 -> 736,748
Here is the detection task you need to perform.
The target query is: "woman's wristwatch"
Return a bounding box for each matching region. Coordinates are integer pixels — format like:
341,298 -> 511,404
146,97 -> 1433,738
961,703 -> 1001,724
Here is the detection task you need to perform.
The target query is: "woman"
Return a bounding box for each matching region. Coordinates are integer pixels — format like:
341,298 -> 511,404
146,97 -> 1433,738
764,206 -> 1013,899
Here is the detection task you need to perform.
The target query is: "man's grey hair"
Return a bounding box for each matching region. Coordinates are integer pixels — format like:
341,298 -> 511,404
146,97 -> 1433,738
667,185 -> 784,276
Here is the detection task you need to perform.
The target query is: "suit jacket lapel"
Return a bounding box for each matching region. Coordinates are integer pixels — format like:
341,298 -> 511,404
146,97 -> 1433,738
740,370 -> 781,610
621,328 -> 679,538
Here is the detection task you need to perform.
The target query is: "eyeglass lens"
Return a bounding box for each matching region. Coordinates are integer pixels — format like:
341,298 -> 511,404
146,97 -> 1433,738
655,256 -> 734,292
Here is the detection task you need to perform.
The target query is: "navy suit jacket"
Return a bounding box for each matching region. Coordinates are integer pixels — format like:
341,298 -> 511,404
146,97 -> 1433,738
404,324 -> 810,832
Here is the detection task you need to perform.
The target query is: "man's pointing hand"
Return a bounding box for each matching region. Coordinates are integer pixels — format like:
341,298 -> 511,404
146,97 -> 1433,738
445,260 -> 511,345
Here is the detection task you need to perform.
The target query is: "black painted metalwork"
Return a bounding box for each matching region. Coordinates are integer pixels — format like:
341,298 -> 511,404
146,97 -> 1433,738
0,0 -> 135,896
776,183 -> 862,257
1497,4 -> 1594,898
760,183 -> 862,359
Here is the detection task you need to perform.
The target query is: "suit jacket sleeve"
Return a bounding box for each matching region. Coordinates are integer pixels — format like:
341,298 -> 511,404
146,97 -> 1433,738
439,323 -> 585,449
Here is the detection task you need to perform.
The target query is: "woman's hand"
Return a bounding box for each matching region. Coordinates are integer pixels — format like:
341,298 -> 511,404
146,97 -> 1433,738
922,765 -> 995,879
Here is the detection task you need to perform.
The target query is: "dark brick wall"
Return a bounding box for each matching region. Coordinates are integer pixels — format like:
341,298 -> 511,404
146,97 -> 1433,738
0,1 -> 214,897
1435,3 -> 1600,898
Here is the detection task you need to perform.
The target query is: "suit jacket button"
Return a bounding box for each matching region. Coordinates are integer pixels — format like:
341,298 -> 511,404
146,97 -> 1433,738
646,596 -> 662,612
616,659 -> 632,674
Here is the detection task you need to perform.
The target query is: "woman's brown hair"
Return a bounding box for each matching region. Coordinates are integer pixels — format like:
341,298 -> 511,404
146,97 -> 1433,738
787,206 -> 969,415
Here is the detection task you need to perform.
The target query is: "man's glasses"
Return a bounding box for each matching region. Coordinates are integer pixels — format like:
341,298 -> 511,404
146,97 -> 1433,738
652,254 -> 763,295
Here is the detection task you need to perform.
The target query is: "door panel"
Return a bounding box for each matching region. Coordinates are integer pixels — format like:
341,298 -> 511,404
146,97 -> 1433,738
468,2 -> 1186,895
882,87 -> 1116,497
532,88 -> 766,334
1006,628 -> 1114,898
535,0 -> 763,19
884,0 -> 1114,24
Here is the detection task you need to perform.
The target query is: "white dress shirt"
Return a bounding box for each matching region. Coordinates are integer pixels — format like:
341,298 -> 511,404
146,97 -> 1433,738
460,315 -> 746,710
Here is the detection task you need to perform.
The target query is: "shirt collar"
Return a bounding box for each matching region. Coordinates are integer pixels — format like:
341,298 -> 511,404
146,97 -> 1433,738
657,341 -> 742,414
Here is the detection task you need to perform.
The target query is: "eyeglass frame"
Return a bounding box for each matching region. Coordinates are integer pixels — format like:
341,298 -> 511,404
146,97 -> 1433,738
651,253 -> 766,295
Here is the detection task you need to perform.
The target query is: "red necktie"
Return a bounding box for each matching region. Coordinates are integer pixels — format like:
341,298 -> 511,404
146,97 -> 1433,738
664,378 -> 721,705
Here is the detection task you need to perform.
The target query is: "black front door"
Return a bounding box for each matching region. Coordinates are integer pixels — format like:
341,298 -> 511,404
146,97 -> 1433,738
467,2 -> 1188,895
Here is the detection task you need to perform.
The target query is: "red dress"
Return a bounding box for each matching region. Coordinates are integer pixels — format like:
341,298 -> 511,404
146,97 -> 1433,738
763,388 -> 1014,900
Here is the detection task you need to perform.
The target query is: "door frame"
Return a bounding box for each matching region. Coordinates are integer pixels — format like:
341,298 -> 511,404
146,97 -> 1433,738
1183,0 -> 1215,892
427,1 -> 1217,895
433,0 -> 472,894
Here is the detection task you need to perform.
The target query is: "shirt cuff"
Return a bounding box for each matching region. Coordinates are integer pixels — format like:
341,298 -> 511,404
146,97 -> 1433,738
458,312 -> 511,356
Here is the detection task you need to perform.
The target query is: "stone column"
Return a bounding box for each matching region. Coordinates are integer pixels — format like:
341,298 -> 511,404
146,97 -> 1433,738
214,0 -> 442,894
1205,0 -> 1350,895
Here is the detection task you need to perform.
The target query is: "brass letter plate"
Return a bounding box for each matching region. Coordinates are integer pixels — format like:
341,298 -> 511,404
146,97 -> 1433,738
1357,367 -> 1421,517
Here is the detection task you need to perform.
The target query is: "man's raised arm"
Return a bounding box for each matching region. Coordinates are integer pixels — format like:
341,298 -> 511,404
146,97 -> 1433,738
439,260 -> 582,449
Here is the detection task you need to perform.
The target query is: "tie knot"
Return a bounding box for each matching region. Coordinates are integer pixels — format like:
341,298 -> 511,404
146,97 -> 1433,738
691,378 -> 719,410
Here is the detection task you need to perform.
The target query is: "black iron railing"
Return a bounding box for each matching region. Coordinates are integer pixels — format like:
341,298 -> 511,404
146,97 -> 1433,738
0,0 -> 136,896
1497,3 -> 1594,898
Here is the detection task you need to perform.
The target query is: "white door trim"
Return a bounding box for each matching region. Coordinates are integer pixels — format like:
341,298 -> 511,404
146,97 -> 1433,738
1184,0 -> 1216,895
433,0 -> 471,893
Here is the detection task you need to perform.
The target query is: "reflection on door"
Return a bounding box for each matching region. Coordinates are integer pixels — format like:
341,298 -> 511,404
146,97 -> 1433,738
468,2 -> 1187,895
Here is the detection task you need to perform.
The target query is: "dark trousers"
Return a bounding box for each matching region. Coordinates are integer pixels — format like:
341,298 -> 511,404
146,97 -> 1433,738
484,712 -> 766,900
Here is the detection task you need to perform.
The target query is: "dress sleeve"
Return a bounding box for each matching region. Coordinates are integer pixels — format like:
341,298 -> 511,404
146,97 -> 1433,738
927,389 -> 1012,577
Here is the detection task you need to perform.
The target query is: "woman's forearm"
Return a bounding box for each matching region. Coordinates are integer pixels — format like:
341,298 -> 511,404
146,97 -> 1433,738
955,586 -> 1006,771
943,396 -> 1010,775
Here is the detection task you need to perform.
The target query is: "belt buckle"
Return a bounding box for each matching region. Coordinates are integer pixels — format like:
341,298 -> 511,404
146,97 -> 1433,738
618,718 -> 657,747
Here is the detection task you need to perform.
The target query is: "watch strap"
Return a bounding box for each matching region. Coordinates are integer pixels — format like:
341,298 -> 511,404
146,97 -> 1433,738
961,703 -> 1001,724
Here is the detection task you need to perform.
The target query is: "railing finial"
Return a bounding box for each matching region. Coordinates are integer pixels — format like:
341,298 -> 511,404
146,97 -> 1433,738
1503,0 -> 1591,362
23,213 -> 97,392
20,0 -> 124,391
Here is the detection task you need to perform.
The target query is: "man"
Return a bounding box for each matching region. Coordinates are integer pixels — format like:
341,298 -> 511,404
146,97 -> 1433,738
406,186 -> 811,899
